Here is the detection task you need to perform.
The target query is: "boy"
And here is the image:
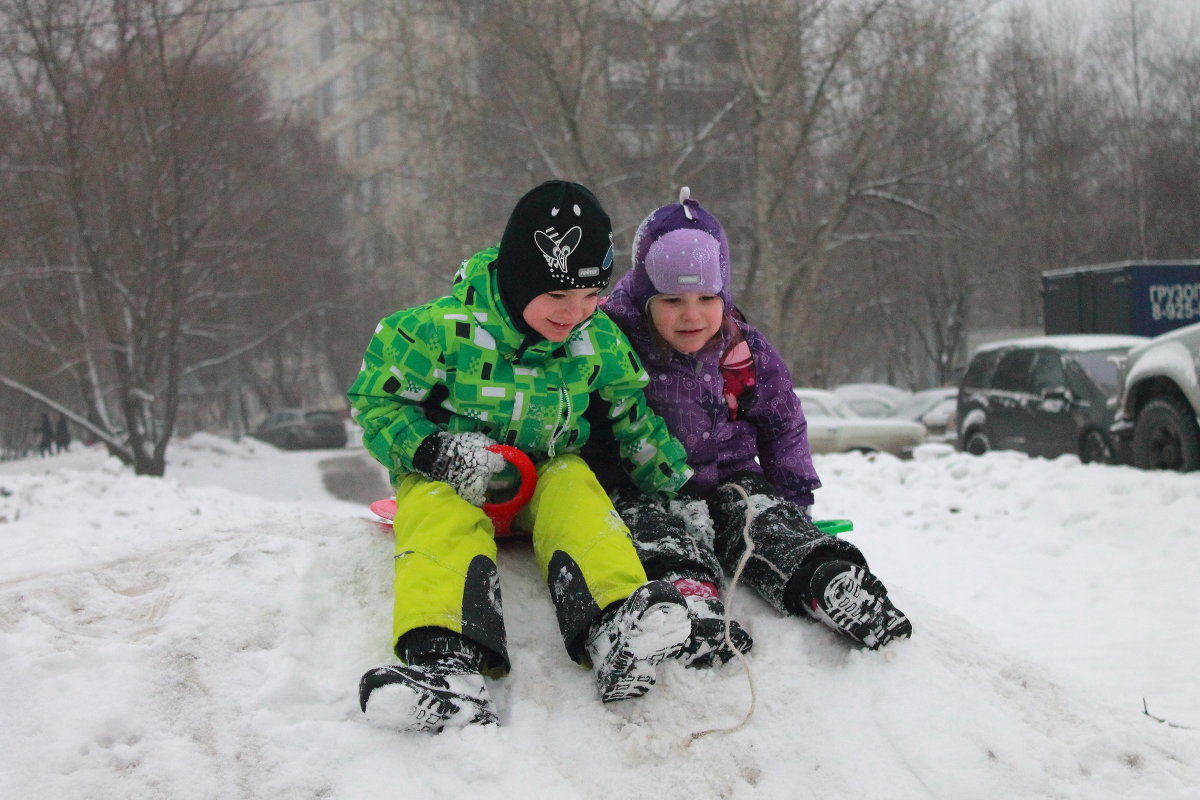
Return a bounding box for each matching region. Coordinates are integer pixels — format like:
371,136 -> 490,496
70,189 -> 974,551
348,181 -> 696,732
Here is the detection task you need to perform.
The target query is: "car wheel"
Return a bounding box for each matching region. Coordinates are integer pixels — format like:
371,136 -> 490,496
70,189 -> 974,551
963,429 -> 989,456
1132,396 -> 1200,472
1079,429 -> 1111,464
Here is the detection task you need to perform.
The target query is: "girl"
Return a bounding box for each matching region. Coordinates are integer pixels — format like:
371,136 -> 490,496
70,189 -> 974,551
596,188 -> 912,663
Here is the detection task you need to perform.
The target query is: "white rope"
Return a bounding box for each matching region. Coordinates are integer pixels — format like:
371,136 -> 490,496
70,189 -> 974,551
685,481 -> 757,746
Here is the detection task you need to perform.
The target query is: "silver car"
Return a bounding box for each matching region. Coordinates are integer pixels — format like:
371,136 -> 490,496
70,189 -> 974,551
1111,321 -> 1200,471
793,388 -> 927,457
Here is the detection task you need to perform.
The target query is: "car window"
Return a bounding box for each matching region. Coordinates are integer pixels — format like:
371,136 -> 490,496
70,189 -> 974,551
924,397 -> 957,424
795,393 -> 856,418
846,398 -> 893,417
992,349 -> 1037,392
306,411 -> 339,424
1070,349 -> 1127,397
797,395 -> 831,416
1064,361 -> 1093,399
1029,351 -> 1067,394
824,395 -> 858,418
962,350 -> 1001,389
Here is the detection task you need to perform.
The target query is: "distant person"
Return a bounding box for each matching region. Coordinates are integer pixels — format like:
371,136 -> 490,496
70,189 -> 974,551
55,414 -> 71,454
346,180 -> 698,733
589,188 -> 912,661
37,413 -> 54,457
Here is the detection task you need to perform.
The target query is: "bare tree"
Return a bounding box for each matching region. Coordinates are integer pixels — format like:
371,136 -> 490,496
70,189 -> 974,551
289,0 -> 1200,394
718,0 -> 997,384
0,0 -> 348,474
1090,0 -> 1200,260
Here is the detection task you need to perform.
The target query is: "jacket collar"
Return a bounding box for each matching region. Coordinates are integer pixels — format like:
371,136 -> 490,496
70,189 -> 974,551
452,247 -> 594,363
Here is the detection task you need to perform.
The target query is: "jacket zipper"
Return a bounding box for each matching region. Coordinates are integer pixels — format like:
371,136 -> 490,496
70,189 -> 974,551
547,384 -> 570,458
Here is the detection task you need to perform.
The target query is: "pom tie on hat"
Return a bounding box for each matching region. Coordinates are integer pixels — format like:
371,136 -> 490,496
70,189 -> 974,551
679,186 -> 694,220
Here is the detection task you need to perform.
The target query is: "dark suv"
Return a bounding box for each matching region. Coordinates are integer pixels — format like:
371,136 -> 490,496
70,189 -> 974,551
957,335 -> 1146,463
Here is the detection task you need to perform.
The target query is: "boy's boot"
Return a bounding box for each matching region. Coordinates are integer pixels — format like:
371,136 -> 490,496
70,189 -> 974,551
584,580 -> 691,702
672,578 -> 753,668
804,560 -> 912,650
359,642 -> 498,732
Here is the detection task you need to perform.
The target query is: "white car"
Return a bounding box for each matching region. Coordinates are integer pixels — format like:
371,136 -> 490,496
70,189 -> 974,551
1111,321 -> 1200,471
794,388 -> 927,457
833,382 -> 913,417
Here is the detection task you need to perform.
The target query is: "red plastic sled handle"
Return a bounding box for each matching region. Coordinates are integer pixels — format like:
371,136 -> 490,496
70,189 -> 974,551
368,446 -> 537,537
482,445 -> 537,535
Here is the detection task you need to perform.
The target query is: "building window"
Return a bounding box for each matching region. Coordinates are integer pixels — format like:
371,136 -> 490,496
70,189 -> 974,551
351,4 -> 379,39
315,25 -> 336,62
353,54 -> 381,98
359,228 -> 397,271
325,130 -> 349,160
356,171 -> 392,213
315,78 -> 340,118
355,111 -> 387,156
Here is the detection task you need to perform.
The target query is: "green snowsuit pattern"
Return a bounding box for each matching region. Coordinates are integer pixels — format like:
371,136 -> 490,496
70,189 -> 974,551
347,247 -> 693,670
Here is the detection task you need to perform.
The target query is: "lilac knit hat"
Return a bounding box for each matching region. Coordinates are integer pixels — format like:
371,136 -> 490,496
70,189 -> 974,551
632,187 -> 730,300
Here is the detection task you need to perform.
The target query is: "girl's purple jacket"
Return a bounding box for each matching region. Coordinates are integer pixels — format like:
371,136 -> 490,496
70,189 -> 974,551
603,260 -> 821,508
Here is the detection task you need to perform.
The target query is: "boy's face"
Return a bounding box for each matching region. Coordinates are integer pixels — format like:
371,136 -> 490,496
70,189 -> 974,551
522,288 -> 602,341
649,293 -> 724,354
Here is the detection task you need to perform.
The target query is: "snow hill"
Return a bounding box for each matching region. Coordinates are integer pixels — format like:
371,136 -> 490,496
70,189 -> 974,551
1,436 -> 1197,799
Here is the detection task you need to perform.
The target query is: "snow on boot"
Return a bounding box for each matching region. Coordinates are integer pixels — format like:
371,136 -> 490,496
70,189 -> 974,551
806,561 -> 912,650
584,580 -> 691,702
358,652 -> 498,733
672,579 -> 753,668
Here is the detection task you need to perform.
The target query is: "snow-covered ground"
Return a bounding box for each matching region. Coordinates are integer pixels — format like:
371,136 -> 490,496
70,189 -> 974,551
1,436 -> 1197,799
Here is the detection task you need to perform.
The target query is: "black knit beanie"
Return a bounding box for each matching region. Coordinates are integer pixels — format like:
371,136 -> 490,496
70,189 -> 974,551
493,180 -> 614,332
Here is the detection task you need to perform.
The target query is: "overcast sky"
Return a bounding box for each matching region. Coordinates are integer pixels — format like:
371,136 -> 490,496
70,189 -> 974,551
1011,0 -> 1196,23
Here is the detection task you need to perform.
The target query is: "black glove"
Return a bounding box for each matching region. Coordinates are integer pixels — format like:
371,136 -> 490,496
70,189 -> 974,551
412,432 -> 506,506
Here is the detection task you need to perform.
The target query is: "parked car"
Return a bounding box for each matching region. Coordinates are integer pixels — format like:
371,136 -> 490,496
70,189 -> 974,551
956,335 -> 1146,463
889,387 -> 958,445
249,409 -> 347,450
793,388 -> 926,457
833,383 -> 913,418
1110,321 -> 1200,471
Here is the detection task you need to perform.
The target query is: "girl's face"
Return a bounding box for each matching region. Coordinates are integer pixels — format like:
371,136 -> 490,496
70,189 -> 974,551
522,288 -> 601,341
649,293 -> 724,354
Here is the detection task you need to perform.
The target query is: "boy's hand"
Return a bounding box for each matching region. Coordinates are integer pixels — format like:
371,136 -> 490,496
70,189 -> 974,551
413,432 -> 507,506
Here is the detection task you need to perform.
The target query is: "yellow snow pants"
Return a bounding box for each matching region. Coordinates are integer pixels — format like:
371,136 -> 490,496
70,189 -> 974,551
390,453 -> 648,670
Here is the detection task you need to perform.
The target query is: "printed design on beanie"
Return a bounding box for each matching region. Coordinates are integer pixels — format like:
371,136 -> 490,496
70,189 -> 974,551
586,233 -> 614,279
534,226 -> 583,274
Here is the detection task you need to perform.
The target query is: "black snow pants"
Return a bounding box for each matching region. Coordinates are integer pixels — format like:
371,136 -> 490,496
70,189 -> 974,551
618,471 -> 866,614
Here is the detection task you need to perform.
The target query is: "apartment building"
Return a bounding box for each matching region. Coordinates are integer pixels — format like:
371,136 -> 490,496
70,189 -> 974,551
216,0 -> 409,275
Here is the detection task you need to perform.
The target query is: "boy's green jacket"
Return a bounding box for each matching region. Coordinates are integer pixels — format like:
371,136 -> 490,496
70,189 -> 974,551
347,246 -> 693,498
